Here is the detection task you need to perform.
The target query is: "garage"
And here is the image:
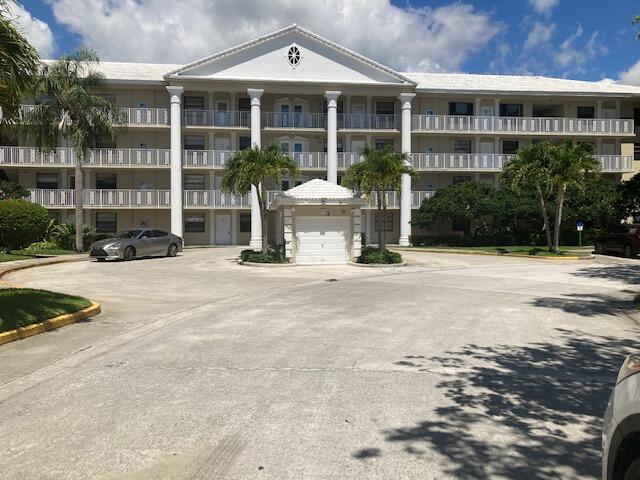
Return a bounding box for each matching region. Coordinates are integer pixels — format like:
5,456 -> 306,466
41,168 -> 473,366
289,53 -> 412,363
270,179 -> 366,265
295,216 -> 350,265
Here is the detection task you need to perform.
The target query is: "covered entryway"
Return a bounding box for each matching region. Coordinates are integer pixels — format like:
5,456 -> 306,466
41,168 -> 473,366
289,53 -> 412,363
270,179 -> 366,265
295,216 -> 350,265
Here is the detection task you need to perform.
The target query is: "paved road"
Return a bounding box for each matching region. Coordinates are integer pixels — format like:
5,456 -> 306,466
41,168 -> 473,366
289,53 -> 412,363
1,249 -> 639,479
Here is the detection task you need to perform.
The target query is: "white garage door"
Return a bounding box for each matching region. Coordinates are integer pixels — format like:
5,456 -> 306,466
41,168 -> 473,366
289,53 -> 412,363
295,216 -> 350,265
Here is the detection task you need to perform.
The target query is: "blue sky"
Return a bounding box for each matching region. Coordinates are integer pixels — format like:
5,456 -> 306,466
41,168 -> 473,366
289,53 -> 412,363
11,0 -> 640,83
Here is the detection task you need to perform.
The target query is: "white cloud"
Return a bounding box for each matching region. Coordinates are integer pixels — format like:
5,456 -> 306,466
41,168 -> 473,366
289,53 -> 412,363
553,24 -> 607,75
620,60 -> 640,85
527,0 -> 559,14
45,0 -> 502,72
524,22 -> 555,50
6,1 -> 55,56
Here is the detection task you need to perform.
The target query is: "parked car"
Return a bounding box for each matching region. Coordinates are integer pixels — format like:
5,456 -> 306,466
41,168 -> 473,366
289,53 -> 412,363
89,229 -> 182,261
603,353 -> 640,479
595,225 -> 640,258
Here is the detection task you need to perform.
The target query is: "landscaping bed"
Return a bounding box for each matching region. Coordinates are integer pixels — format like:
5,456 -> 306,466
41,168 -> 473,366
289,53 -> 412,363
404,245 -> 592,258
240,249 -> 288,264
357,246 -> 404,264
0,288 -> 93,333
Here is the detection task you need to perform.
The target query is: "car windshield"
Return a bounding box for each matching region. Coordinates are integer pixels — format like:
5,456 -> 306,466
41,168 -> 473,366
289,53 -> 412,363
115,230 -> 143,239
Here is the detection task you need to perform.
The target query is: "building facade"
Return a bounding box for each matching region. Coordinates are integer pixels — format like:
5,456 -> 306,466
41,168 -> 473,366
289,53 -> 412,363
2,25 -> 640,247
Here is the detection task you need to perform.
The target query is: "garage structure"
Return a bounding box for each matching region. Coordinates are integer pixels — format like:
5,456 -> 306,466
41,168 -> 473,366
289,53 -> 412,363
270,179 -> 366,265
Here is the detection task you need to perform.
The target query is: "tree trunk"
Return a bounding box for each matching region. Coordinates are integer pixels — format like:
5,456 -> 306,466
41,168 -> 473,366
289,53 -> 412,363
535,183 -> 553,252
259,184 -> 268,253
376,189 -> 384,252
74,160 -> 83,253
553,184 -> 566,254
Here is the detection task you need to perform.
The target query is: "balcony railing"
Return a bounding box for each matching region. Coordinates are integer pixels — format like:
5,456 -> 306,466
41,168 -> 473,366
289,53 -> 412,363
338,114 -> 397,130
183,110 -> 250,128
0,146 -> 75,167
412,153 -> 511,171
338,152 -> 363,169
364,190 -> 435,209
262,112 -> 327,130
183,190 -> 250,208
183,149 -> 232,168
121,108 -> 169,126
29,189 -> 75,207
83,189 -> 171,208
85,148 -> 171,167
599,155 -> 634,172
412,114 -> 635,136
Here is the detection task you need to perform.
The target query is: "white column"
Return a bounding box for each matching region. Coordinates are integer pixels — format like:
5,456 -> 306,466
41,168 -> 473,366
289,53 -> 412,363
209,211 -> 216,245
247,88 -> 264,249
231,209 -> 238,245
325,91 -> 341,184
167,86 -> 184,237
474,97 -> 481,116
398,93 -> 415,246
596,100 -> 603,118
494,98 -> 500,117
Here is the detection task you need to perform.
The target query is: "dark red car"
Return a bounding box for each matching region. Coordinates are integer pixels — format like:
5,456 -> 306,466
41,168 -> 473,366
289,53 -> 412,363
595,225 -> 640,258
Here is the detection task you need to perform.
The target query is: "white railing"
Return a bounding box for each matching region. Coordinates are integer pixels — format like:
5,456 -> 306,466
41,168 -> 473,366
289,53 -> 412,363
412,114 -> 635,136
262,112 -> 327,130
120,108 -> 169,126
338,152 -> 364,169
0,146 -> 75,166
183,190 -> 250,208
183,149 -> 233,168
363,191 -> 435,209
338,113 -> 398,130
412,153 -> 512,171
83,189 -> 171,208
599,155 -> 634,172
183,110 -> 250,128
288,152 -> 327,169
29,189 -> 75,207
85,148 -> 171,167
412,190 -> 436,207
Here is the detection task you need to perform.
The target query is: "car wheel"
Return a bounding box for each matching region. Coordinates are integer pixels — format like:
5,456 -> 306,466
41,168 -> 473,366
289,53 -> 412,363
97,258 -> 106,262
124,247 -> 135,261
624,456 -> 640,480
594,242 -> 604,254
167,244 -> 178,257
624,245 -> 632,258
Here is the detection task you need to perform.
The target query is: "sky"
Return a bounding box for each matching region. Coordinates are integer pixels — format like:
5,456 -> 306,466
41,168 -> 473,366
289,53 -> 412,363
7,0 -> 640,84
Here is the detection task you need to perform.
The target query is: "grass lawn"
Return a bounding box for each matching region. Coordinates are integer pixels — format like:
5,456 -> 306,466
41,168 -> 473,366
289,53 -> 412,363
0,249 -> 75,263
409,245 -> 593,258
0,252 -> 32,263
0,288 -> 92,333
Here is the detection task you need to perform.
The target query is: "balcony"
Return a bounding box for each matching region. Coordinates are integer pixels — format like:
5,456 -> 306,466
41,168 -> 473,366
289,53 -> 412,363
0,146 -> 75,167
183,190 -> 250,208
600,155 -> 634,173
21,105 -> 170,127
262,112 -> 327,130
364,190 -> 435,209
412,153 -> 511,172
338,114 -> 397,130
183,110 -> 250,128
86,148 -> 171,168
412,114 -> 635,136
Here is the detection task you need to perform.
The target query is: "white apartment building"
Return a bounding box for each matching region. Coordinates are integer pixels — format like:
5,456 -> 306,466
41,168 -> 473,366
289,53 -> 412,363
2,24 -> 640,248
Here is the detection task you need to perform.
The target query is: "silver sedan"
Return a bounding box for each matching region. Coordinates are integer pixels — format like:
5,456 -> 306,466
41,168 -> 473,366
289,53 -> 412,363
89,229 -> 183,261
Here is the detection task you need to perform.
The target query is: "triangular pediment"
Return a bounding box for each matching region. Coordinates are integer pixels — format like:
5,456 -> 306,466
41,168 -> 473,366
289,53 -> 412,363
166,25 -> 415,86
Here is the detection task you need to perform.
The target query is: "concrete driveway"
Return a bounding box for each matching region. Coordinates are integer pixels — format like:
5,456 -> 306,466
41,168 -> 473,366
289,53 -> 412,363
1,248 -> 639,479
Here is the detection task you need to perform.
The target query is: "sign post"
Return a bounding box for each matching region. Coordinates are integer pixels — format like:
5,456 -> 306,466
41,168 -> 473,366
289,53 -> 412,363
576,222 -> 584,248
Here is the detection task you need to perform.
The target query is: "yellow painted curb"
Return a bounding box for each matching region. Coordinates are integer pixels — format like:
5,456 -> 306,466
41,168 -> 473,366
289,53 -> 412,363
0,301 -> 101,346
393,247 -> 587,261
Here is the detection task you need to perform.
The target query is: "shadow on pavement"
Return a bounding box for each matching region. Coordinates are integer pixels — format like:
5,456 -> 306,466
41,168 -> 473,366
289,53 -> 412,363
530,293 -> 634,317
353,329 -> 637,479
572,264 -> 640,285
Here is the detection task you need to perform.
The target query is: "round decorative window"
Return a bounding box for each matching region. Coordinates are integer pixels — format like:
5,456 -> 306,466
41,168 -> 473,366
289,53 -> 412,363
287,45 -> 301,67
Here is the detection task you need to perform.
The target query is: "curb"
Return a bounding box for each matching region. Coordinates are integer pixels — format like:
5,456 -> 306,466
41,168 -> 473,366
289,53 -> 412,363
238,260 -> 298,267
392,247 -> 589,261
0,301 -> 101,346
349,261 -> 408,268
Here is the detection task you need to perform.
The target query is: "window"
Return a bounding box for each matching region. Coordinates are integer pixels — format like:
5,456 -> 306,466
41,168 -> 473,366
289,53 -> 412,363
185,214 -> 205,233
36,173 -> 58,189
96,212 -> 117,233
184,135 -> 205,151
238,98 -> 250,111
375,213 -> 393,232
137,101 -> 149,108
635,143 -> 640,161
376,101 -> 395,115
280,143 -> 290,153
281,180 -> 290,190
453,175 -> 471,185
499,103 -> 523,117
215,101 -> 228,111
240,213 -> 251,233
184,174 -> 205,190
502,140 -> 520,155
95,173 -> 117,189
453,140 -> 472,154
239,136 -> 251,150
288,45 -> 301,66
152,230 -> 168,237
449,102 -> 473,116
375,139 -> 394,150
184,96 -> 204,110
577,106 -> 595,119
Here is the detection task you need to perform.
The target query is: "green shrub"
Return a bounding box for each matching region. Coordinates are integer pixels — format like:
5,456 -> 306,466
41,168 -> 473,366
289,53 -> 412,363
0,199 -> 51,252
24,240 -> 59,252
53,222 -> 96,251
357,246 -> 403,264
240,248 -> 287,264
0,180 -> 30,200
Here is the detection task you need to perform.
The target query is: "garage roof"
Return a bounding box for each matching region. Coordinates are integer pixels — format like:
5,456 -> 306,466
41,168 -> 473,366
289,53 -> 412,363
283,179 -> 356,200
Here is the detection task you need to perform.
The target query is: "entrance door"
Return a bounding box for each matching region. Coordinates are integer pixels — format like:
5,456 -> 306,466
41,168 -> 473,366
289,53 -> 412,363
215,214 -> 231,245
295,216 -> 350,265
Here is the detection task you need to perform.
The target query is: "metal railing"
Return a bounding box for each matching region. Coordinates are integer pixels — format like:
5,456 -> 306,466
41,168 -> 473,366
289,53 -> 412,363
0,146 -> 75,166
85,148 -> 171,167
183,149 -> 233,168
599,155 -> 634,172
183,110 -> 250,128
183,190 -> 250,208
337,152 -> 364,169
287,152 -> 327,169
121,107 -> 169,126
412,114 -> 635,135
262,112 -> 327,129
83,189 -> 171,208
29,189 -> 75,207
412,153 -> 512,171
363,190 -> 435,209
338,114 -> 397,130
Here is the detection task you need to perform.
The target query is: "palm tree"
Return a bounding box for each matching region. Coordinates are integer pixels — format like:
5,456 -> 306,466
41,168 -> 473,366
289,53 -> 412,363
548,140 -> 599,253
342,145 -> 414,252
22,48 -> 121,252
221,144 -> 299,253
0,0 -> 39,122
502,143 -> 555,251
